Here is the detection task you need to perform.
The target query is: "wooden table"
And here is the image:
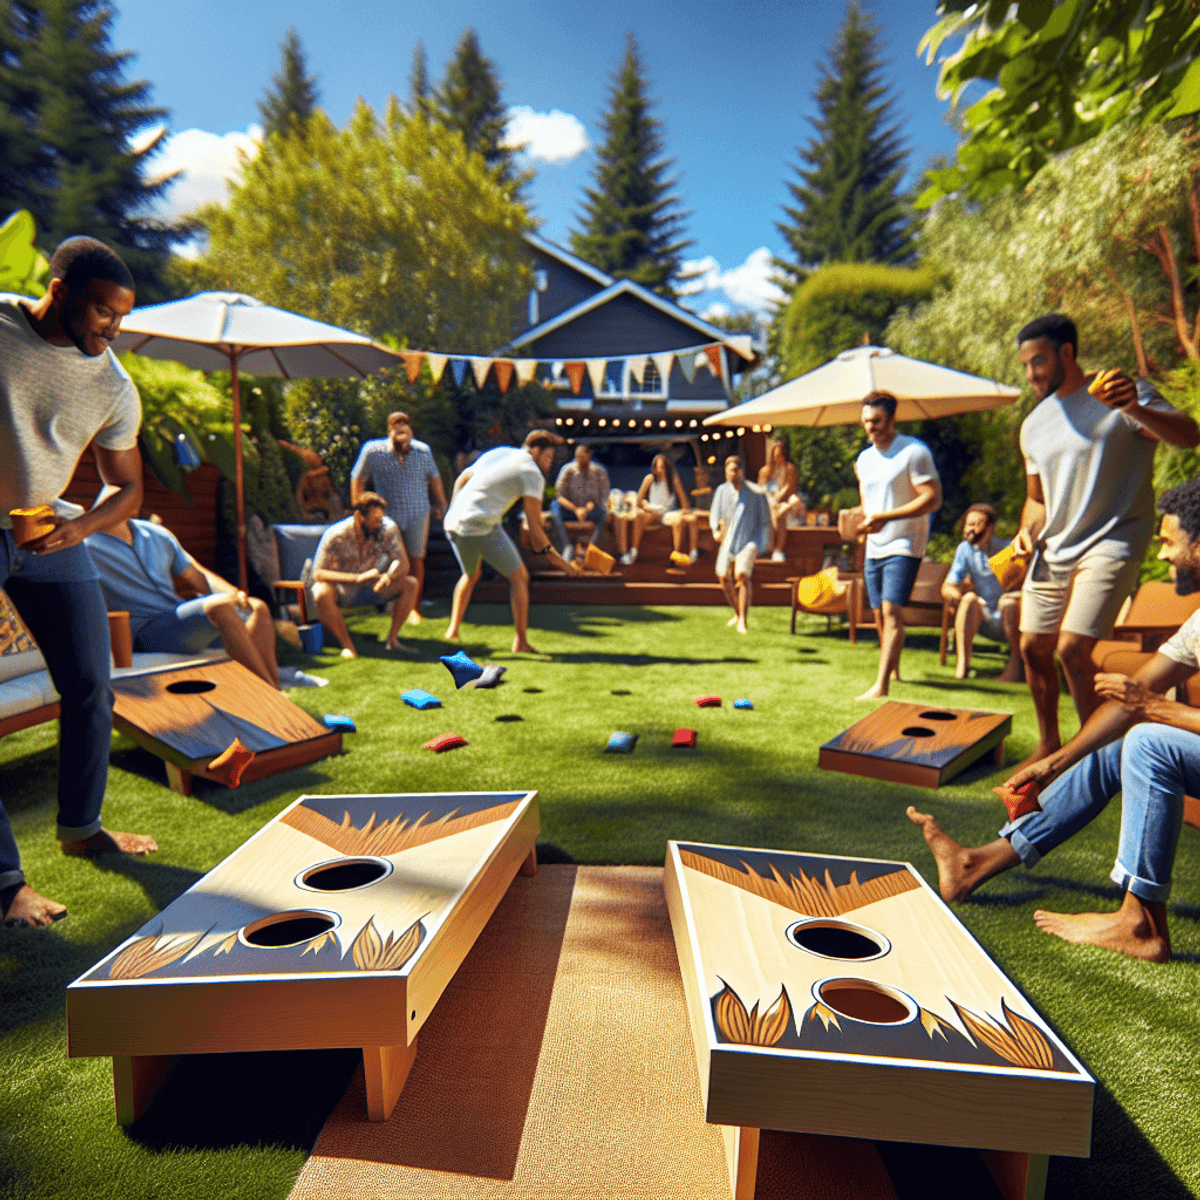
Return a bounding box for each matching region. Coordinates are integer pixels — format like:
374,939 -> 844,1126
819,700 -> 1012,789
664,841 -> 1093,1200
67,790 -> 540,1124
109,655 -> 341,794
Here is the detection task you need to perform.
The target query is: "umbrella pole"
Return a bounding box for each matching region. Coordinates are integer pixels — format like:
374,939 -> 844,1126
230,354 -> 248,592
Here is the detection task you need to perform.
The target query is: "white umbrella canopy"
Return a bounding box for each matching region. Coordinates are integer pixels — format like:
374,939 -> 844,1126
112,292 -> 403,590
703,345 -> 1020,428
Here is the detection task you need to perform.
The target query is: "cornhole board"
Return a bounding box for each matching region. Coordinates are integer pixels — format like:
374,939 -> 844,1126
664,841 -> 1093,1200
109,655 -> 342,794
819,701 -> 1011,788
67,790 -> 540,1124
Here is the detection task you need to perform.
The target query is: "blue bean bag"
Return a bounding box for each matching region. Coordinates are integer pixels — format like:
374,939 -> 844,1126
402,688 -> 442,710
604,731 -> 638,754
734,698 -> 754,710
322,713 -> 357,733
440,650 -> 485,689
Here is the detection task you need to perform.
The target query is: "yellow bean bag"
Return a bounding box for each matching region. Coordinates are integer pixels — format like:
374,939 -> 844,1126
795,566 -> 848,615
989,542 -> 1029,591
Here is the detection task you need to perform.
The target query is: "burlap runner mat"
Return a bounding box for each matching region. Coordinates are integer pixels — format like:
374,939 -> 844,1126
289,865 -> 897,1200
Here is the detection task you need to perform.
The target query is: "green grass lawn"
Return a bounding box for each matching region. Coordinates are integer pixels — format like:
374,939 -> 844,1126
2,601 -> 1198,1199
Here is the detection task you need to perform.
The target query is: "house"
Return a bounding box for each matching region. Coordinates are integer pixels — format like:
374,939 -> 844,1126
497,233 -> 758,419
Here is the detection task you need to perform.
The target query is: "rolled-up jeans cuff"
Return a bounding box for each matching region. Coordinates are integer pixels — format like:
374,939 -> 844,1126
0,869 -> 25,891
1110,860 -> 1170,903
1000,816 -> 1043,867
57,817 -> 103,842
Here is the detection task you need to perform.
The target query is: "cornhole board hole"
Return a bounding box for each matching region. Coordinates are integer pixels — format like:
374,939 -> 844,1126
664,841 -> 1093,1200
67,790 -> 539,1125
109,655 -> 342,795
819,701 -> 1012,789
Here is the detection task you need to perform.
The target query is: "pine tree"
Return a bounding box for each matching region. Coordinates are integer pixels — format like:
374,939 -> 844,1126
435,28 -> 513,181
776,0 -> 913,285
571,32 -> 691,299
5,1 -> 180,298
258,28 -> 319,139
408,40 -> 429,116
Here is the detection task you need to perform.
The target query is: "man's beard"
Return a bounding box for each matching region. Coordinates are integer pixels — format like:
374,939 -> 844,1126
1176,559 -> 1200,595
364,526 -> 381,541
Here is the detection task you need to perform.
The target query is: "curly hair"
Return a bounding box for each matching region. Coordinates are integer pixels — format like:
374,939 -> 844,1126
1158,479 -> 1200,543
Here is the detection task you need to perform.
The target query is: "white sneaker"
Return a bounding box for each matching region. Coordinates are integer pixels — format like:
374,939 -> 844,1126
562,545 -> 574,562
689,549 -> 699,563
620,551 -> 634,566
628,547 -> 638,563
279,666 -> 329,688
771,550 -> 786,563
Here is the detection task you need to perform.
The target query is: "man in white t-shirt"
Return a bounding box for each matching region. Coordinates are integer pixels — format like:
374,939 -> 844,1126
443,430 -> 579,652
853,391 -> 942,701
0,238 -> 158,928
1012,313 -> 1199,765
908,478 -> 1200,963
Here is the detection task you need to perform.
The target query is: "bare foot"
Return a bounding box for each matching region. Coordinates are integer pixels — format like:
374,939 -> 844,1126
1033,897 -> 1170,962
736,620 -> 748,634
339,646 -> 356,659
61,828 -> 159,857
385,639 -> 417,655
906,806 -> 1017,903
726,616 -> 738,627
444,628 -> 461,642
855,683 -> 887,701
3,884 -> 67,927
955,659 -> 970,680
407,610 -> 424,626
512,637 -> 538,654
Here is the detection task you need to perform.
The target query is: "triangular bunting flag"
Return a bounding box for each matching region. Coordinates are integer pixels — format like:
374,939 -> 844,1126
470,357 -> 493,389
586,359 -> 608,397
564,362 -> 586,396
399,350 -> 424,384
704,345 -> 723,378
450,358 -> 467,388
718,345 -> 732,395
652,352 -> 674,387
551,361 -> 565,380
494,360 -> 515,393
679,352 -> 697,384
425,353 -> 448,385
626,356 -> 648,385
515,359 -> 538,386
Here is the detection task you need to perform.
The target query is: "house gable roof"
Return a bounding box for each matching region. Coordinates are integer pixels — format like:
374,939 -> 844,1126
523,232 -> 613,290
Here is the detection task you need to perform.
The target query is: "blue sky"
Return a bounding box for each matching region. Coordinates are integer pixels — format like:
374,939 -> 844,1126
113,0 -> 964,321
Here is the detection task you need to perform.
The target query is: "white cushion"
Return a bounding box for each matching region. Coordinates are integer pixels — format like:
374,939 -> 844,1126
0,669 -> 58,722
0,648 -> 47,686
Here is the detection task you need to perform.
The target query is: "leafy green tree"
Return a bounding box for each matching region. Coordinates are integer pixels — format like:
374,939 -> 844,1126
409,40 -> 429,115
776,0 -> 913,286
919,0 -> 1200,205
257,27 -> 319,140
572,32 -> 691,298
434,28 -> 514,181
2,0 -> 181,297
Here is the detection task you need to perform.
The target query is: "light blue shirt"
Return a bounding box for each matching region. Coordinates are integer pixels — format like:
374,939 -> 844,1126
946,535 -> 1008,618
709,481 -> 771,556
85,521 -> 192,634
350,437 -> 439,522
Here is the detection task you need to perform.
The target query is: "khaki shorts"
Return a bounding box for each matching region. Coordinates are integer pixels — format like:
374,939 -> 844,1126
716,542 -> 757,580
1019,549 -> 1142,639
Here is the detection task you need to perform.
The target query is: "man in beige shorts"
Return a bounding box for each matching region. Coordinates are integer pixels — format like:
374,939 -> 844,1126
1013,314 -> 1199,763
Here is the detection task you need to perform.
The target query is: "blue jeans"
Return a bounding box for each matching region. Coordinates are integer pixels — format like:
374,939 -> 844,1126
547,500 -> 604,554
0,532 -> 113,890
1001,724 -> 1200,902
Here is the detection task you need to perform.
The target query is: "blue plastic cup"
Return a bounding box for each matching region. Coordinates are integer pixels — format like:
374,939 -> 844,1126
297,623 -> 324,654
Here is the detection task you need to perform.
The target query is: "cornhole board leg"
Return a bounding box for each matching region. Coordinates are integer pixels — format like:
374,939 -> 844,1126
720,1124 -> 760,1200
993,739 -> 1006,766
113,1053 -> 174,1125
982,1150 -> 1049,1200
165,763 -> 192,796
519,847 -> 538,876
362,1036 -> 418,1122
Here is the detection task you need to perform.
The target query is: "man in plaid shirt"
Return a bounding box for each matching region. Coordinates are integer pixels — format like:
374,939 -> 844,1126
350,411 -> 448,623
548,443 -> 611,561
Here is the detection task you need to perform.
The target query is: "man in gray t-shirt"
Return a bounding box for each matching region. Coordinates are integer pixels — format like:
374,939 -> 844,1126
1013,313 -> 1199,765
0,238 -> 158,928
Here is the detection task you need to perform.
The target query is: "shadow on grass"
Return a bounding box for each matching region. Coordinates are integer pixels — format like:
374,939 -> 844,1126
552,652 -> 757,667
87,853 -> 204,915
0,925 -> 118,1037
914,679 -> 1024,698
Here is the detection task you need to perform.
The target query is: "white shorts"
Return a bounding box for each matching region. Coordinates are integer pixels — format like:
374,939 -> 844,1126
716,542 -> 757,580
1019,549 -> 1142,640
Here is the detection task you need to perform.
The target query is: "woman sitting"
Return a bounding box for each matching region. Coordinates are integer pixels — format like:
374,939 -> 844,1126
758,436 -> 804,562
616,453 -> 699,564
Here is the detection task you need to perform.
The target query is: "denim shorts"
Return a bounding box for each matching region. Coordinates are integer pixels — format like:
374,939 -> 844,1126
133,596 -> 226,654
864,554 -> 921,610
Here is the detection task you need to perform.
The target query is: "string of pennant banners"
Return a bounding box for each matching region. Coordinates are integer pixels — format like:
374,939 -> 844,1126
388,340 -> 739,397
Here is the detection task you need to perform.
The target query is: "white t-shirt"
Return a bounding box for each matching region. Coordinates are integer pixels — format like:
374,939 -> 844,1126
855,433 -> 939,560
0,295 -> 141,523
1160,609 -> 1200,670
444,447 -> 545,537
1020,379 -> 1175,566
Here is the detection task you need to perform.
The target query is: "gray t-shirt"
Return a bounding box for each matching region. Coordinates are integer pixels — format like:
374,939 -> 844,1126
1020,380 -> 1175,566
0,295 -> 141,526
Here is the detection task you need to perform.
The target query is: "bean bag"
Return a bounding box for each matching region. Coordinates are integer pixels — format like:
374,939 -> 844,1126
604,731 -> 638,754
206,738 -> 256,787
672,728 -> 697,749
402,688 -> 442,710
474,664 -> 507,688
584,544 -> 616,574
993,780 -> 1042,821
694,695 -> 721,708
323,713 -> 356,732
440,650 -> 485,689
733,698 -> 754,710
424,733 -> 468,753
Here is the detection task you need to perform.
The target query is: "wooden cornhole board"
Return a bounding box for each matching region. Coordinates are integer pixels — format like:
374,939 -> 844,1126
819,700 -> 1012,788
67,790 -> 539,1125
664,841 -> 1093,1200
109,655 -> 342,794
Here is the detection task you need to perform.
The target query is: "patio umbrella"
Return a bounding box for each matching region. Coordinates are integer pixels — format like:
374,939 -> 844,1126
112,292 -> 402,590
703,345 -> 1020,428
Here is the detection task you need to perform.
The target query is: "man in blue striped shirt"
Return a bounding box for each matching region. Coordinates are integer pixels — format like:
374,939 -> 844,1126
709,456 -> 771,634
351,412 -> 448,623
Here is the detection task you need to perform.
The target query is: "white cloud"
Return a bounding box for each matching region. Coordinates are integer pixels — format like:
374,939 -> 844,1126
680,247 -> 787,318
145,125 -> 263,221
701,301 -> 731,321
503,107 -> 588,165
